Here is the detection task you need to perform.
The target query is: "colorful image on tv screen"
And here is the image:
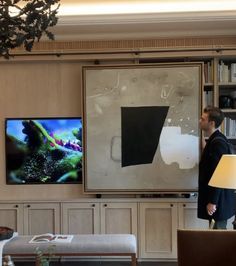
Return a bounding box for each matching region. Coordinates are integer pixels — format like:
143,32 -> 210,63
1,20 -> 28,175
5,118 -> 82,184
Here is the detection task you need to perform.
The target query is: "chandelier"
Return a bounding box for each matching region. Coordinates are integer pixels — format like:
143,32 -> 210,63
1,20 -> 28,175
0,0 -> 60,59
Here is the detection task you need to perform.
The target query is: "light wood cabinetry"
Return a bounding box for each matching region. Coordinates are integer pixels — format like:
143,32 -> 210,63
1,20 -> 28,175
0,203 -> 24,234
100,202 -> 137,236
179,202 -> 235,230
61,202 -> 100,234
23,203 -> 60,235
139,202 -> 178,259
0,198 -> 217,261
178,202 -> 208,229
61,201 -> 138,237
139,200 -> 214,260
0,202 -> 60,235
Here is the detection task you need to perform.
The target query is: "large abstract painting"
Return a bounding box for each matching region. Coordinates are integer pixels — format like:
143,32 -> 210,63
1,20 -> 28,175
82,63 -> 202,193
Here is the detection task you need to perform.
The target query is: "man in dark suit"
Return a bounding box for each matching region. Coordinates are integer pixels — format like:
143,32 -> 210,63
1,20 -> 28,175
198,106 -> 235,229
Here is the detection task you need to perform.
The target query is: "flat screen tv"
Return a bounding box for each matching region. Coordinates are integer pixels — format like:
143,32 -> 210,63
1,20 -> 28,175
5,117 -> 82,184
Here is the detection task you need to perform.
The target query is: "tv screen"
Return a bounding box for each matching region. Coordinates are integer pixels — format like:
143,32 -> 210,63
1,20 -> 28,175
5,117 -> 82,184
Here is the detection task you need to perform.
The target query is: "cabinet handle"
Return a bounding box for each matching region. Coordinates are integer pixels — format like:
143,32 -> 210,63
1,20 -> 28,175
27,205 -> 31,208
183,204 -> 186,207
91,204 -> 95,207
15,205 -> 18,208
170,204 -> 173,207
104,204 -> 107,207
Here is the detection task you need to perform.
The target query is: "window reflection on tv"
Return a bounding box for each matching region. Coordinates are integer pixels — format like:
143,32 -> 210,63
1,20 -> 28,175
5,118 -> 82,184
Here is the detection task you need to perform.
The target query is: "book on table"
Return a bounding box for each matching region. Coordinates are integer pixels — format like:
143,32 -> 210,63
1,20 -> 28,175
29,233 -> 73,243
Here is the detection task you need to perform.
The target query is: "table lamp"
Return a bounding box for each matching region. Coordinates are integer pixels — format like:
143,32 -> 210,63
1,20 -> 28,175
209,155 -> 236,189
208,154 -> 236,229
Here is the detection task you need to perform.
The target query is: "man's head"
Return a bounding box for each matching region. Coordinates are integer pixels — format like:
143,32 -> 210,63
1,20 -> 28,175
199,106 -> 224,132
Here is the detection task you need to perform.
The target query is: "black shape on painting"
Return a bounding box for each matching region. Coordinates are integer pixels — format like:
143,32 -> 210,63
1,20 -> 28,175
121,106 -> 169,167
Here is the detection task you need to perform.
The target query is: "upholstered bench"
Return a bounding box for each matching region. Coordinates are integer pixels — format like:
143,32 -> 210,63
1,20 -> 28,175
3,234 -> 137,266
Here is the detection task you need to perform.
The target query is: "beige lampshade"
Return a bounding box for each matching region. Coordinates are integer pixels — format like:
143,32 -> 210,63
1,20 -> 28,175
209,155 -> 236,189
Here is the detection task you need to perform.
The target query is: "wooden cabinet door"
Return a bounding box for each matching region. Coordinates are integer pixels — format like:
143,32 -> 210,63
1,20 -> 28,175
139,202 -> 178,259
23,203 -> 60,235
178,202 -> 209,229
100,202 -> 137,236
61,202 -> 100,234
0,203 -> 24,234
178,202 -> 234,229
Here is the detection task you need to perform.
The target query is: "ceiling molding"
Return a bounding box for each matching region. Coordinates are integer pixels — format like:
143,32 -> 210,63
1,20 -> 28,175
52,10 -> 236,41
58,10 -> 236,25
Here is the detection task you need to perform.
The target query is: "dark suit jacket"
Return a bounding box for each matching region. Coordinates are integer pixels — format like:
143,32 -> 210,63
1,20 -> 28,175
198,130 -> 235,220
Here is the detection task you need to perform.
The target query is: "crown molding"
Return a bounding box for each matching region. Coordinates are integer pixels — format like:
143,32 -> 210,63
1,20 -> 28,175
58,10 -> 236,25
52,10 -> 236,41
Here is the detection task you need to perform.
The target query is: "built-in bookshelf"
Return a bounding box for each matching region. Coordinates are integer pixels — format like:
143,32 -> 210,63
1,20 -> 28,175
203,57 -> 236,144
204,61 -> 213,84
218,60 -> 236,83
203,89 -> 214,108
217,59 -> 236,142
220,113 -> 236,138
203,60 -> 214,108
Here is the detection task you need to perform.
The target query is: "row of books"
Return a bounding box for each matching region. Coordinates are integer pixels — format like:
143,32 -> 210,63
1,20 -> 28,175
204,61 -> 236,83
204,62 -> 213,83
220,117 -> 236,137
203,90 -> 236,109
218,61 -> 236,83
202,90 -> 213,108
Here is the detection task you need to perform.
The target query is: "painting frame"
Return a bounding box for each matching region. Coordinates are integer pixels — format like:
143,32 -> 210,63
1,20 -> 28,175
82,63 -> 202,194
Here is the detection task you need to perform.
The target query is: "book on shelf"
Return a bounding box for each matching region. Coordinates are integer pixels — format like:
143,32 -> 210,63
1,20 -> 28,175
218,60 -> 230,83
204,61 -> 213,83
221,117 -> 236,137
231,63 -> 236,82
222,64 -> 229,82
203,90 -> 213,107
29,233 -> 73,243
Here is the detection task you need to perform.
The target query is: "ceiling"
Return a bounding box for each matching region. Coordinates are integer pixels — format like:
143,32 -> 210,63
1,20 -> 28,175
51,1 -> 236,40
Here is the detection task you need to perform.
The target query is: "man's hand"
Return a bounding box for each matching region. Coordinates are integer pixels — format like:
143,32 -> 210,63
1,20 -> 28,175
206,203 -> 217,216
